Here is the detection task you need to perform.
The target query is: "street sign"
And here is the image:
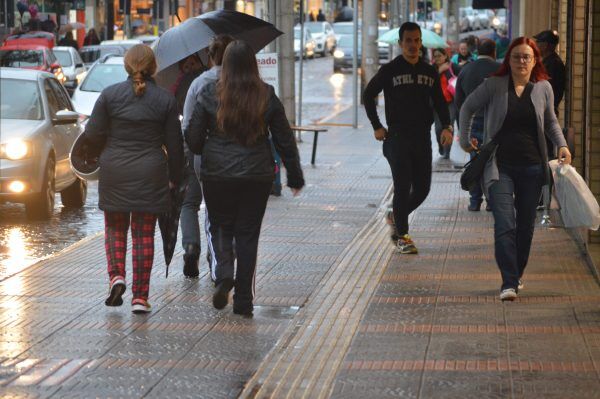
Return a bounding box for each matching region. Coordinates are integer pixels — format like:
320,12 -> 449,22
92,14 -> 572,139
257,52 -> 279,97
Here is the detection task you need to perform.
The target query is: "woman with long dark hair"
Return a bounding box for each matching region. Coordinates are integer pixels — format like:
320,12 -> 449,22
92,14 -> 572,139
459,37 -> 571,301
185,40 -> 304,317
83,44 -> 184,313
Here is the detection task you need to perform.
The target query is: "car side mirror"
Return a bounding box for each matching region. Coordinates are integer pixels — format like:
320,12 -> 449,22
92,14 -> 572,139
75,63 -> 84,68
53,110 -> 79,124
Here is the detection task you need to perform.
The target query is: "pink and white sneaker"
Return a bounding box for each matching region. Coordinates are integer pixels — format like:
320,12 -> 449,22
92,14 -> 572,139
132,298 -> 152,314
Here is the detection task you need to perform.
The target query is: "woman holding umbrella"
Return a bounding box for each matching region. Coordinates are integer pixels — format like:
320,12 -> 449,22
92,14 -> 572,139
185,40 -> 304,317
82,44 -> 184,313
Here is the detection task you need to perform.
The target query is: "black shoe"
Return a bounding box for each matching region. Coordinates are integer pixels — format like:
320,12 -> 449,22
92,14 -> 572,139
183,253 -> 199,278
233,304 -> 254,318
468,202 -> 482,212
270,184 -> 282,197
212,278 -> 234,310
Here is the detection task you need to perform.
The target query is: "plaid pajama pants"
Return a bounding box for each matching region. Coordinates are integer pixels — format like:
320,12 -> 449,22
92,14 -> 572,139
104,211 -> 157,301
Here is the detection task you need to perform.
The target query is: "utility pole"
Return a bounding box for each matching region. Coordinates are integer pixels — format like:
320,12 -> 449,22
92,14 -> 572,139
277,0 -> 296,125
361,0 -> 379,98
443,0 -> 459,45
351,0 -> 358,128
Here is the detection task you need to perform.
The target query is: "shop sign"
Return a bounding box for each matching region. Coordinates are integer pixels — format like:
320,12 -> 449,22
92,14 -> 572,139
257,52 -> 279,96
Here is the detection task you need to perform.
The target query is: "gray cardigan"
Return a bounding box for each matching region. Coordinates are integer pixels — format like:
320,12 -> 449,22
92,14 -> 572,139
458,75 -> 567,193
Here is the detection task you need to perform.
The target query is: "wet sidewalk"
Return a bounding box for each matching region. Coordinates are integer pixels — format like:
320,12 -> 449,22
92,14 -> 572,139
1,108 -> 600,398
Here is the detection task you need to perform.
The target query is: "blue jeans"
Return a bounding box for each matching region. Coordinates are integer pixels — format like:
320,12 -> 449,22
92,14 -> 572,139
469,119 -> 485,205
488,163 -> 544,291
180,149 -> 203,254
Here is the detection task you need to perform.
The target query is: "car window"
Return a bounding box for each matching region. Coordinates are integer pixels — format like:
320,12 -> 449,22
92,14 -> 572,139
0,78 -> 43,120
53,50 -> 73,67
80,63 -> 128,92
46,49 -> 57,64
305,22 -> 324,33
74,52 -> 84,66
48,78 -> 72,111
0,49 -> 43,67
44,80 -> 61,117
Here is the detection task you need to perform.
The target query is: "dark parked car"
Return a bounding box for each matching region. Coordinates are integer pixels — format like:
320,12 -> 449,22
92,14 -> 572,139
333,35 -> 361,73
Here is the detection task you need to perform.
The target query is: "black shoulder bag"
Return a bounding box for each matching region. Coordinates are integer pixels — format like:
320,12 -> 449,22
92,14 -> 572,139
460,137 -> 500,192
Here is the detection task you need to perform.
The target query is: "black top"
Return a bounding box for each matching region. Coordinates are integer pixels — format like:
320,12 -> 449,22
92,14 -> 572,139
185,82 -> 304,189
542,52 -> 566,114
496,79 -> 541,166
363,55 -> 450,135
83,78 -> 184,213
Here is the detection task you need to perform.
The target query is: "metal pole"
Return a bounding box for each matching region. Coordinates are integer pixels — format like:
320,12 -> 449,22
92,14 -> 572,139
352,0 -> 358,128
278,0 -> 295,125
297,0 -> 305,139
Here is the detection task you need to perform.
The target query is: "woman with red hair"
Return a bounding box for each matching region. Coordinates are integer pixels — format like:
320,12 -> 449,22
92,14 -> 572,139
459,37 -> 572,301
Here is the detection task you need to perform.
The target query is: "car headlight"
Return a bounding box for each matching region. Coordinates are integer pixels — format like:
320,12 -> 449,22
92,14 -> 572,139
0,140 -> 31,160
492,17 -> 501,27
334,49 -> 345,58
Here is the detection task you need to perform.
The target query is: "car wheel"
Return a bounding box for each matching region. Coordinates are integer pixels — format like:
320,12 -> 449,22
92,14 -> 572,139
26,156 -> 56,220
334,65 -> 342,73
61,178 -> 87,208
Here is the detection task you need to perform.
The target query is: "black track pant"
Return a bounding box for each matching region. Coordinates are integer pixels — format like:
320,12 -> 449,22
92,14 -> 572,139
202,180 -> 272,310
382,131 -> 432,236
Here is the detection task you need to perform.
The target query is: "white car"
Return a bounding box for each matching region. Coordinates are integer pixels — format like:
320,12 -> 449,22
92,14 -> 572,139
304,21 -> 336,56
100,39 -> 143,50
293,27 -> 316,59
476,9 -> 494,29
52,46 -> 86,94
71,55 -> 128,117
0,68 -> 86,219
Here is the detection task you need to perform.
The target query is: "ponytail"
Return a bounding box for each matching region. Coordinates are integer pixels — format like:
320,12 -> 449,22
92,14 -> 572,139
124,44 -> 157,97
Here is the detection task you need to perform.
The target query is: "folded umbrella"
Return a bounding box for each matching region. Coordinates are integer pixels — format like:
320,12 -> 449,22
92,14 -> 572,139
153,10 -> 282,87
377,27 -> 448,49
158,183 -> 188,277
59,22 -> 85,34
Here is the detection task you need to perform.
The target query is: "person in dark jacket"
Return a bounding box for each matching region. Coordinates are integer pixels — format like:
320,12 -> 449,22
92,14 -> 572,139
185,40 -> 304,317
83,44 -> 184,313
534,29 -> 566,160
83,28 -> 101,46
363,22 -> 452,255
58,31 -> 79,50
455,39 -> 501,211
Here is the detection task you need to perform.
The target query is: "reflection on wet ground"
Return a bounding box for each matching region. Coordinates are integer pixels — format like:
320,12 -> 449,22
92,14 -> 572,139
0,182 -> 103,280
0,56 -> 353,281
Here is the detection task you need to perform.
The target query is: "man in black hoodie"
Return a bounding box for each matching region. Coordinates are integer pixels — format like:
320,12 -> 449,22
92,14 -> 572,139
363,22 -> 452,254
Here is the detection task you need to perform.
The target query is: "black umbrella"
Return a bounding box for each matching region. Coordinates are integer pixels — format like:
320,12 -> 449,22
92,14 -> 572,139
153,10 -> 282,85
158,183 -> 187,277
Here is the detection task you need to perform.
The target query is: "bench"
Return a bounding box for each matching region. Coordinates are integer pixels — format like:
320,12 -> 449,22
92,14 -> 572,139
291,125 -> 328,165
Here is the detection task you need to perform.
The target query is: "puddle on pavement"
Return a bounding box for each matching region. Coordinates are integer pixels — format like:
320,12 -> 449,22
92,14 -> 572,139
253,306 -> 300,319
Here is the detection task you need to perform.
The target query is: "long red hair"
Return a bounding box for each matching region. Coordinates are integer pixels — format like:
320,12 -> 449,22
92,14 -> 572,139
492,37 -> 549,82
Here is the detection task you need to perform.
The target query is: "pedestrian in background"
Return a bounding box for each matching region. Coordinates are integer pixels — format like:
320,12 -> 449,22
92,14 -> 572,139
185,40 -> 304,317
455,39 -> 501,211
58,31 -> 79,50
363,22 -> 452,254
83,28 -> 101,46
459,37 -> 571,301
534,29 -> 566,159
451,38 -> 475,68
180,35 -> 234,278
432,47 -> 457,159
83,44 -> 184,313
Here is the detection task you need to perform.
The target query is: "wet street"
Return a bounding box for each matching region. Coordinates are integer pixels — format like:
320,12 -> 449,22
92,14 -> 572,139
0,55 -> 353,280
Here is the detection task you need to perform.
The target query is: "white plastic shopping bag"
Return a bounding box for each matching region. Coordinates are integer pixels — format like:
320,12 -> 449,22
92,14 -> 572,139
549,160 -> 600,230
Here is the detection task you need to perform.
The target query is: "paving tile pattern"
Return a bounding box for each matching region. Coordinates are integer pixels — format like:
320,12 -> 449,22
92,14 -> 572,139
328,172 -> 600,399
0,110 -> 392,398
